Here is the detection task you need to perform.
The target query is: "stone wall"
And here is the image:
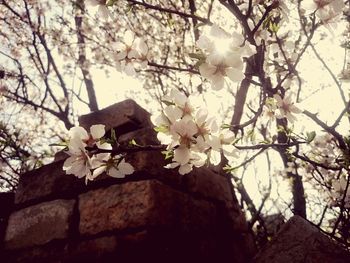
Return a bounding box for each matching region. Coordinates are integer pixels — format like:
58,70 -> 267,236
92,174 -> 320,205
254,216 -> 350,263
0,100 -> 255,263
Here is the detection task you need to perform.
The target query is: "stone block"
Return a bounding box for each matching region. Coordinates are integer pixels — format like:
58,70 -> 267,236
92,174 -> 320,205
118,127 -> 159,146
2,242 -> 68,263
14,161 -> 83,206
78,99 -> 152,134
0,192 -> 14,218
79,180 -> 216,236
67,235 -> 119,262
182,168 -> 233,203
0,192 -> 14,249
254,215 -> 350,263
126,150 -> 233,203
5,199 -> 75,249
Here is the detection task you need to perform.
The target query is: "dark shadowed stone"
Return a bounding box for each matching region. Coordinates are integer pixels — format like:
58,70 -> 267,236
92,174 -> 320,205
0,192 -> 14,249
0,192 -> 14,218
182,168 -> 233,203
125,150 -> 233,203
118,127 -> 159,146
254,215 -> 350,263
78,99 -> 152,134
78,180 -> 216,236
53,150 -> 69,162
2,241 -> 68,263
14,161 -> 83,206
5,199 -> 75,249
66,235 -> 119,262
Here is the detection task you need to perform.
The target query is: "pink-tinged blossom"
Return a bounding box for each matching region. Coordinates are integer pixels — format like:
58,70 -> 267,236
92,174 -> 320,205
64,124 -> 115,181
331,176 -> 350,208
207,130 -> 238,165
63,141 -> 92,179
169,119 -> 198,148
85,0 -> 111,20
114,30 -> 149,76
68,124 -> 107,148
152,88 -> 239,174
165,148 -> 206,175
108,158 -> 134,178
274,94 -> 302,123
197,25 -> 255,90
303,0 -> 344,27
199,53 -> 245,90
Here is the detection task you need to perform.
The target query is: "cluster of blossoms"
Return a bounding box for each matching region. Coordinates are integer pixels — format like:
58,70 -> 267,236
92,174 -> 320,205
303,0 -> 345,29
331,175 -> 350,208
85,1 -> 149,76
305,133 -> 350,207
85,0 -> 111,20
195,25 -> 256,90
263,93 -> 302,123
112,30 -> 149,76
152,88 -> 238,175
63,124 -> 134,183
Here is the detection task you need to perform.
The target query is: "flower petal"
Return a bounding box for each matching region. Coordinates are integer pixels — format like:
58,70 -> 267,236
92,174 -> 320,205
90,124 -> 105,140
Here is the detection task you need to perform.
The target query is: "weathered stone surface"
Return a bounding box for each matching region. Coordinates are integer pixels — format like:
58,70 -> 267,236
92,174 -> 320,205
79,180 -> 216,236
254,215 -> 350,263
0,192 -> 14,218
67,235 -> 119,262
126,150 -> 233,203
5,199 -> 75,249
53,150 -> 69,162
78,99 -> 152,133
15,161 -> 83,205
0,192 -> 14,249
183,169 -> 233,203
2,242 -> 68,263
118,127 -> 159,146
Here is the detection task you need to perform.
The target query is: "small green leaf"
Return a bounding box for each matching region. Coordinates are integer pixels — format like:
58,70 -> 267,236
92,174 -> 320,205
161,150 -> 173,160
154,125 -> 168,133
223,164 -> 237,173
161,100 -> 174,106
49,142 -> 68,147
129,139 -> 140,147
106,0 -> 117,7
306,131 -> 316,143
269,22 -> 279,33
221,123 -> 231,129
189,53 -> 205,60
111,128 -> 117,141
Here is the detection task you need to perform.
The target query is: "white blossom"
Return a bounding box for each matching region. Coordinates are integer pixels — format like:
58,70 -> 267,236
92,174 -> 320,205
274,94 -> 302,123
85,0 -> 111,20
196,25 -> 256,90
108,158 -> 135,178
152,88 -> 239,174
331,176 -> 350,208
63,124 -> 130,182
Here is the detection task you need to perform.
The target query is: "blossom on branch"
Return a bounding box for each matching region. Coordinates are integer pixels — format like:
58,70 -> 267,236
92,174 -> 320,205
152,88 -> 238,174
113,30 -> 149,76
331,176 -> 350,208
303,0 -> 345,29
85,0 -> 111,20
63,142 -> 92,180
273,93 -> 302,123
62,125 -> 134,182
196,25 -> 256,90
